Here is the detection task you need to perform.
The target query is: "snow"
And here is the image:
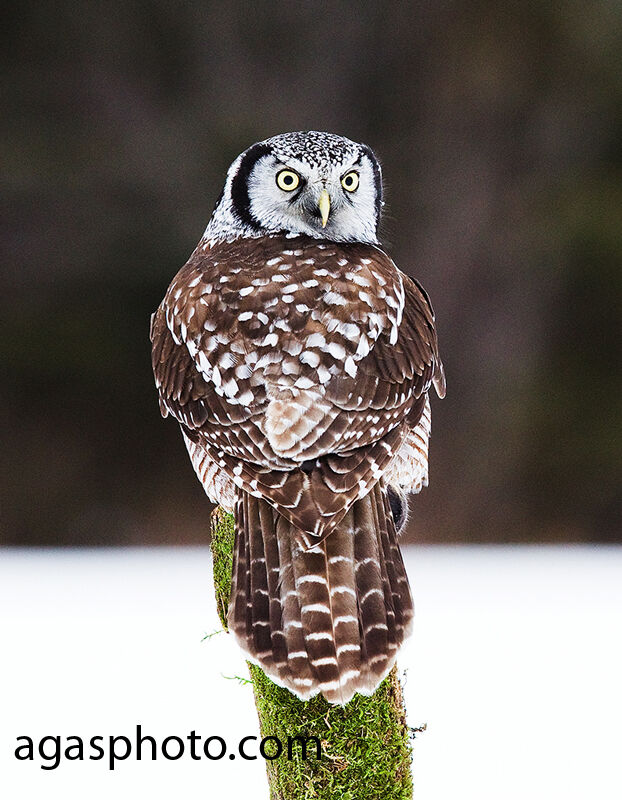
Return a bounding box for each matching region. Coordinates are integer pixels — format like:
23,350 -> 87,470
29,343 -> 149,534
1,545 -> 621,799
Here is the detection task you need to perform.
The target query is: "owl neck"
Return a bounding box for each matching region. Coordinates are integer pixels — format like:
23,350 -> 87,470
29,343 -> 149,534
203,211 -> 379,247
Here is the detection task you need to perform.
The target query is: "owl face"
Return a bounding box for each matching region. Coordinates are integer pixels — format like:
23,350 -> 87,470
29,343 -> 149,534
205,131 -> 383,244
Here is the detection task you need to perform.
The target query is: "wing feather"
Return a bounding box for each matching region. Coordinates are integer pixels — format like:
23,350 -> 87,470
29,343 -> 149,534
150,235 -> 444,538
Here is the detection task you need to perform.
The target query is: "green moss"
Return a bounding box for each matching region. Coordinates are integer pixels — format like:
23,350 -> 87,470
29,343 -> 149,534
210,509 -> 413,800
209,507 -> 236,628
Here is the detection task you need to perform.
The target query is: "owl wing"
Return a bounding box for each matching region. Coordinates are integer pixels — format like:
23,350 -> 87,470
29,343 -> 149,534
302,269 -> 443,540
150,236 -> 443,545
324,270 -> 444,424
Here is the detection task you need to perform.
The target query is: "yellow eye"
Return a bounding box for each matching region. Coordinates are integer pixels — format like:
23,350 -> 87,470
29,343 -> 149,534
341,171 -> 359,192
276,169 -> 301,191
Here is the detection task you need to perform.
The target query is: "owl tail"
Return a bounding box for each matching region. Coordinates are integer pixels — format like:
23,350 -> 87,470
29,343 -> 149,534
228,483 -> 414,705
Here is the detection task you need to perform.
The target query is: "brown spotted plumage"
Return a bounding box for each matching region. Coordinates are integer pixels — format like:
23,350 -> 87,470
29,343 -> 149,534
150,132 -> 444,704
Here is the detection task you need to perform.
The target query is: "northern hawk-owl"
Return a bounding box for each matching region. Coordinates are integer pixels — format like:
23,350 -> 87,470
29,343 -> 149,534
151,131 -> 445,704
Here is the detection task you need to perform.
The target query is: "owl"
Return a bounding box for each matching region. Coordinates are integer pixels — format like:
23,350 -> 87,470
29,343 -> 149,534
150,131 -> 445,704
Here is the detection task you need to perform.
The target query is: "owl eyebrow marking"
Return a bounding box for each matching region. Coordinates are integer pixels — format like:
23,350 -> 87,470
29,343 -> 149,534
275,161 -> 306,180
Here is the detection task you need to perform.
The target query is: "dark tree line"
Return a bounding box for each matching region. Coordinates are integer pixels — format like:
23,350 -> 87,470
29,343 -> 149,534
2,1 -> 621,544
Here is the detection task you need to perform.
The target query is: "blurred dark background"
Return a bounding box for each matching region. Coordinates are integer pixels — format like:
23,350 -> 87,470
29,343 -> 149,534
2,1 -> 621,546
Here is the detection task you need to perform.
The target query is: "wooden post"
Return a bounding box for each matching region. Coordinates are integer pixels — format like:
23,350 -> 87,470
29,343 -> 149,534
210,507 -> 414,799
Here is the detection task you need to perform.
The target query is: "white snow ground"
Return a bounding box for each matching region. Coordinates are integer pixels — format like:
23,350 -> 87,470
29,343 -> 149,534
1,545 -> 621,799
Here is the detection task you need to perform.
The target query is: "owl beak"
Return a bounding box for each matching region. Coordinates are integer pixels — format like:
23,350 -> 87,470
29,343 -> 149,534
318,189 -> 331,228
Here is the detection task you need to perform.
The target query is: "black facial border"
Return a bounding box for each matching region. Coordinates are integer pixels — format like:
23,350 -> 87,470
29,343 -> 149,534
358,145 -> 383,224
230,142 -> 273,231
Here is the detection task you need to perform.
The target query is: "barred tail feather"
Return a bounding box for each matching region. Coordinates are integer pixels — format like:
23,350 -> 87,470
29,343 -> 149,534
228,483 -> 413,705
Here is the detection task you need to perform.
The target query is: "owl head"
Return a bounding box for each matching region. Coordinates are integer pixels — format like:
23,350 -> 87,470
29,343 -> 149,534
205,131 -> 383,244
